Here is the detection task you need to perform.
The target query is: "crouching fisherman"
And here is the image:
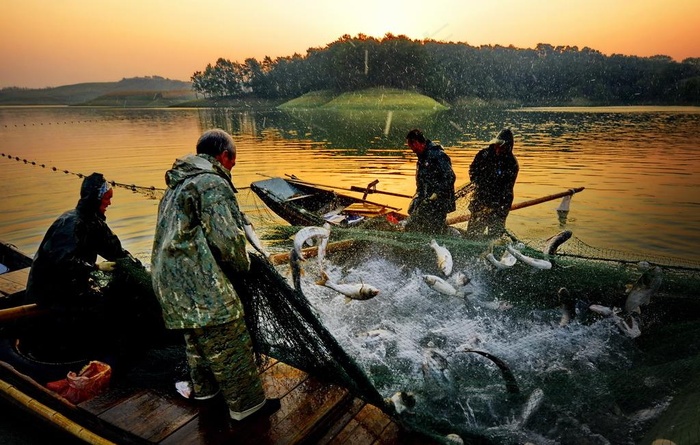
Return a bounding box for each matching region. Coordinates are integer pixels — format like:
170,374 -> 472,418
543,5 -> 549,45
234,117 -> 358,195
151,129 -> 279,423
25,172 -> 164,369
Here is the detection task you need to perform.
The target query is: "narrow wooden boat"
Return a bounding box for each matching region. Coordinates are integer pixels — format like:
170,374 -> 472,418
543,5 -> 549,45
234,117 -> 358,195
250,176 -> 407,228
0,241 -> 439,444
251,175 -> 586,231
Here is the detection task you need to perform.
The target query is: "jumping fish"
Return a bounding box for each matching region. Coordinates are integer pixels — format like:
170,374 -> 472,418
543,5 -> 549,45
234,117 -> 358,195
242,213 -> 270,258
423,274 -> 460,297
458,349 -> 520,394
543,230 -> 573,255
289,247 -> 304,292
516,387 -> 545,428
316,271 -> 379,302
506,245 -> 552,270
421,349 -> 453,398
588,304 -> 642,338
317,222 -> 331,274
589,304 -> 615,317
445,434 -> 464,445
293,225 -> 330,260
430,239 -> 453,276
558,287 -> 576,327
485,250 -> 517,269
625,266 -> 663,313
449,270 -> 472,287
385,391 -> 416,414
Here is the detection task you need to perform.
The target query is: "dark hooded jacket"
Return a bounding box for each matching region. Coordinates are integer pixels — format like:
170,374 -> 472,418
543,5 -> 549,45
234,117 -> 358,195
468,145 -> 519,216
26,173 -> 130,310
412,140 -> 457,215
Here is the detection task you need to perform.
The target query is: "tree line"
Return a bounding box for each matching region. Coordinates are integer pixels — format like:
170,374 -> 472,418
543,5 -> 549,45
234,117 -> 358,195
191,34 -> 700,106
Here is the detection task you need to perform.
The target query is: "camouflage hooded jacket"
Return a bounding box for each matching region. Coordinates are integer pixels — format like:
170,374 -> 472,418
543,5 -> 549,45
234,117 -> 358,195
151,154 -> 250,329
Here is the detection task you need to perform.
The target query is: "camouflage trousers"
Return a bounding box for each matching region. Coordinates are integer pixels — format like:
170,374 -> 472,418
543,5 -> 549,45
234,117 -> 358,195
183,318 -> 265,413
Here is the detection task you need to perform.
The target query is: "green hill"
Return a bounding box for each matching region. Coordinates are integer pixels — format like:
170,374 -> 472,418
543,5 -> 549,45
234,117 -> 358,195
0,76 -> 193,106
278,87 -> 449,111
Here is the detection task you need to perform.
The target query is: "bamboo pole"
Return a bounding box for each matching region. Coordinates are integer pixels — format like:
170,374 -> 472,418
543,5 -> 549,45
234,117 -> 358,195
269,239 -> 356,265
0,378 -> 116,445
284,176 -> 413,200
0,304 -> 46,323
446,187 -> 585,226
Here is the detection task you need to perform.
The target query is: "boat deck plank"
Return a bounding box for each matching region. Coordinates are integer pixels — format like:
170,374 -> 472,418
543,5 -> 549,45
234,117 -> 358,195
0,267 -> 30,296
0,251 -> 441,445
97,389 -> 199,442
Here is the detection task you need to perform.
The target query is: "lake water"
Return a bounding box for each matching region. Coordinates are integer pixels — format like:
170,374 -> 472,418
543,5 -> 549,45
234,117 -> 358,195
1,105 -> 699,444
1,105 -> 699,264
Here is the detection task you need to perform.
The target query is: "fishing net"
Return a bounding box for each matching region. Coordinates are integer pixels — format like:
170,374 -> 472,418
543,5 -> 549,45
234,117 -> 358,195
239,218 -> 700,445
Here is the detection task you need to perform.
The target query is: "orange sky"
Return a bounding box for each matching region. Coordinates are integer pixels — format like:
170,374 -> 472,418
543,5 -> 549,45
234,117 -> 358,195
1,0 -> 699,88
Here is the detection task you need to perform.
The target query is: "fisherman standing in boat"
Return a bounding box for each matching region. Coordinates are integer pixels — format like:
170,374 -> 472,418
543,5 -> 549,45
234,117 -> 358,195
466,128 -> 519,238
151,129 -> 280,422
404,129 -> 456,234
26,172 -> 151,362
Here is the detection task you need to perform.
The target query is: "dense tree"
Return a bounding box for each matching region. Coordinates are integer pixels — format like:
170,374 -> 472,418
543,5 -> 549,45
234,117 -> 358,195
192,35 -> 700,105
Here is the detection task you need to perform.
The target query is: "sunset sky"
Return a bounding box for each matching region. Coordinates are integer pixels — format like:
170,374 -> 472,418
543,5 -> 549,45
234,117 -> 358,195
1,0 -> 699,89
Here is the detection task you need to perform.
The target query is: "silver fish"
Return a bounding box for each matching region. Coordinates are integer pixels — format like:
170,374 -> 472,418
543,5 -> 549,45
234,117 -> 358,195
485,250 -> 517,269
385,391 -> 416,415
422,349 -> 451,386
449,270 -> 471,287
316,271 -> 379,301
558,287 -> 576,327
588,304 -> 642,338
625,266 -> 663,313
317,222 -> 331,274
293,225 -> 330,259
517,388 -> 545,428
430,239 -> 453,276
423,274 -> 459,297
289,248 -> 304,292
543,230 -> 573,255
506,245 -> 552,270
242,213 -> 270,258
445,434 -> 464,445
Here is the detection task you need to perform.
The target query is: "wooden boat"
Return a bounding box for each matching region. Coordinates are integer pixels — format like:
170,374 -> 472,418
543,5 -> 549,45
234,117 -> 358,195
0,241 -> 439,444
250,176 -> 407,228
251,175 -> 587,230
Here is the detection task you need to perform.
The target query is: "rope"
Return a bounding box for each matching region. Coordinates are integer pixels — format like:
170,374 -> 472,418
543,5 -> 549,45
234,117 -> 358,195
1,152 -> 165,200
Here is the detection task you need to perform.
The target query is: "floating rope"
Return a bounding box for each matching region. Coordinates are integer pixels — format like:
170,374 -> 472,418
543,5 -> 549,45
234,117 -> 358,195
2,120 -> 97,128
0,152 -> 165,200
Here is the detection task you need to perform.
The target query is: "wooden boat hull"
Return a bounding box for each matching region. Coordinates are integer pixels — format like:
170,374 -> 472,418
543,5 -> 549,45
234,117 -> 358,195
250,177 -> 405,227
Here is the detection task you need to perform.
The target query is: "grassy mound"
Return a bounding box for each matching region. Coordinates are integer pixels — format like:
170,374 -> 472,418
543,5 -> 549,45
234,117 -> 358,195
278,87 -> 449,111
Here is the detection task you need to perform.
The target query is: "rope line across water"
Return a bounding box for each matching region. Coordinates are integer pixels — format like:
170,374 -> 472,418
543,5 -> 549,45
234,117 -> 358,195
1,152 -> 165,200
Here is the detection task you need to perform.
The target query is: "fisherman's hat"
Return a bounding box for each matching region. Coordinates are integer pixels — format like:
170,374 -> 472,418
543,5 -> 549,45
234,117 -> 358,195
488,128 -> 514,147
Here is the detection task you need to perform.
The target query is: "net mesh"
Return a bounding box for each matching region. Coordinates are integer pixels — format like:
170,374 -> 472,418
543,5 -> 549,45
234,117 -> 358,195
239,190 -> 700,444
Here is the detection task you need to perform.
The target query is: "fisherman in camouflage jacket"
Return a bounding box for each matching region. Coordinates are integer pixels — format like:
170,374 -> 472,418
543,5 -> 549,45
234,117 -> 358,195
151,129 -> 278,421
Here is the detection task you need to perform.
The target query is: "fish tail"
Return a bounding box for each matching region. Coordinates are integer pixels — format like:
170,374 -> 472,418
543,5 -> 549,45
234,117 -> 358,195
316,270 -> 328,286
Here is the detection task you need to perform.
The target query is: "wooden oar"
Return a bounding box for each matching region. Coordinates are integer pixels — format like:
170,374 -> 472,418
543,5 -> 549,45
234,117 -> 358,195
446,187 -> 585,225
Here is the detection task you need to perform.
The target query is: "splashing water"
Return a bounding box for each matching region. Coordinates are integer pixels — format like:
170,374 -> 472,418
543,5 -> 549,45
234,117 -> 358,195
288,252 -> 663,443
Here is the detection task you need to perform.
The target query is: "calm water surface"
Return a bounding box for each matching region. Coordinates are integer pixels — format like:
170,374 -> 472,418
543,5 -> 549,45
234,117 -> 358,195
1,105 -> 699,443
1,105 -> 698,264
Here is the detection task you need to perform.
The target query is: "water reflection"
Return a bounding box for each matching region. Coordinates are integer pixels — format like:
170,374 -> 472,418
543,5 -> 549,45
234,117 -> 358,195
0,106 -> 698,265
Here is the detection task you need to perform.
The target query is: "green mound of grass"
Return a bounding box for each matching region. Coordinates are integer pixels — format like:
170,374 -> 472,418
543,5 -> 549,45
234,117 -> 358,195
278,87 -> 448,111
